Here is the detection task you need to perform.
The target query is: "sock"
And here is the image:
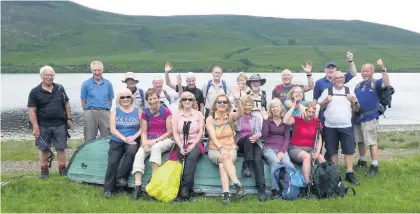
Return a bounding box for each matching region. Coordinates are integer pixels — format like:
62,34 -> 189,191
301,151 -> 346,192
232,180 -> 241,186
346,169 -> 354,173
359,156 -> 367,161
41,165 -> 48,169
59,164 -> 66,169
371,160 -> 378,166
135,181 -> 141,186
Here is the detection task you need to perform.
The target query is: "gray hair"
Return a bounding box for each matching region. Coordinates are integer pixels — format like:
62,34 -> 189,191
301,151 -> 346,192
90,61 -> 104,70
186,72 -> 195,80
39,65 -> 55,76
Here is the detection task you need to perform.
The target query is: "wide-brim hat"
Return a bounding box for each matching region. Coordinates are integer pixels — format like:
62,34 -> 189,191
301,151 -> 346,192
246,74 -> 266,87
121,72 -> 139,83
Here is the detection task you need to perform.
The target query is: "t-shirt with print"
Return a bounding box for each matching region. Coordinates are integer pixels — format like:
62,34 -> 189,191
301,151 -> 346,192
291,116 -> 321,148
141,106 -> 171,139
272,84 -> 304,103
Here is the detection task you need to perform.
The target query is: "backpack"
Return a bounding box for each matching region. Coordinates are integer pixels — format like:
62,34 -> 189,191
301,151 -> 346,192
310,162 -> 355,199
246,90 -> 267,110
205,80 -> 227,98
355,79 -> 395,116
144,105 -> 167,131
162,90 -> 171,106
138,89 -> 145,109
275,83 -> 296,98
328,86 -> 350,96
273,164 -> 306,201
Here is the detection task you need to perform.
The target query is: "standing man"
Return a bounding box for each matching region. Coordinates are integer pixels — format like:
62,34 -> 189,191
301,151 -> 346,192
28,65 -> 72,178
202,65 -> 232,119
164,61 -> 205,113
81,61 -> 114,142
353,59 -> 391,177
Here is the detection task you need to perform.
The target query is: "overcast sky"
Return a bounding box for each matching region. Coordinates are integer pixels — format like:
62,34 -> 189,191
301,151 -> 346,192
71,0 -> 420,34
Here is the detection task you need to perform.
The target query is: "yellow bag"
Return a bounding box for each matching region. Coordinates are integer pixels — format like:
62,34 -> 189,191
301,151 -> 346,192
145,160 -> 182,202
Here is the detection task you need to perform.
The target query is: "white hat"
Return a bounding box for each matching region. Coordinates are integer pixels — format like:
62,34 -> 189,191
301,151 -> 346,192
121,72 -> 139,83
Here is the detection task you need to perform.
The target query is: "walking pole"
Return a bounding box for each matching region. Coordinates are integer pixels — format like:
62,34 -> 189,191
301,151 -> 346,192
307,121 -> 322,198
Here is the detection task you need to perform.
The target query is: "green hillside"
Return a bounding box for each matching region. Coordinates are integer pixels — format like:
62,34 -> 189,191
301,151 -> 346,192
2,1 -> 420,73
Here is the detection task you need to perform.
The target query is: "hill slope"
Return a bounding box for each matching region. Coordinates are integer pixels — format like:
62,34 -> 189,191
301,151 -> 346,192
2,1 -> 420,73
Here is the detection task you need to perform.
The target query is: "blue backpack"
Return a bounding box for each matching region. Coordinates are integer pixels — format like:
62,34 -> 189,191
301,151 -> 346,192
205,80 -> 227,98
273,164 -> 306,201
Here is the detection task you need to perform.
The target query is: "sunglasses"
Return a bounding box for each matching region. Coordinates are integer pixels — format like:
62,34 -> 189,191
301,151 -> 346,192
181,98 -> 194,102
120,96 -> 131,100
216,100 -> 228,105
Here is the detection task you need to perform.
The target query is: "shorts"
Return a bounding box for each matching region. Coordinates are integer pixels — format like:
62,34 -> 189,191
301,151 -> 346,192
324,127 -> 355,156
288,146 -> 313,163
37,124 -> 67,151
208,148 -> 237,164
353,119 -> 378,146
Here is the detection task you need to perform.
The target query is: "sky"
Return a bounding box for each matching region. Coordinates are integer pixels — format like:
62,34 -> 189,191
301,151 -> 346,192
70,0 -> 420,34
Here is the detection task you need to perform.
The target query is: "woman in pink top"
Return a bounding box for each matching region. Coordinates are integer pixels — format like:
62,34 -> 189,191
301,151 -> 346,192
167,91 -> 205,200
131,88 -> 174,200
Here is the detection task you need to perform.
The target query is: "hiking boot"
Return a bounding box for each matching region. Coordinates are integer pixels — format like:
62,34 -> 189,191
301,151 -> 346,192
367,165 -> 379,177
271,189 -> 281,200
104,191 -> 112,199
241,161 -> 251,177
59,167 -> 67,176
117,178 -> 128,187
345,172 -> 360,186
221,192 -> 231,205
354,160 -> 368,169
131,185 -> 143,200
189,191 -> 197,202
233,183 -> 246,199
40,168 -> 49,179
179,185 -> 190,200
257,185 -> 266,202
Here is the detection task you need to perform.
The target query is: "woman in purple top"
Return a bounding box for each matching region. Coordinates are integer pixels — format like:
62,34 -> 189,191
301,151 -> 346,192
261,98 -> 294,199
131,88 -> 174,200
235,95 -> 266,202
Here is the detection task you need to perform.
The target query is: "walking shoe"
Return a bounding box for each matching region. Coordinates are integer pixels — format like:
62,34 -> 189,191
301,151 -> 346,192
131,185 -> 145,200
189,191 -> 197,202
345,172 -> 360,186
104,191 -> 112,199
59,167 -> 67,176
221,192 -> 231,205
40,168 -> 49,179
233,183 -> 246,199
179,185 -> 190,200
241,161 -> 251,177
354,160 -> 368,169
257,185 -> 267,202
271,189 -> 281,200
117,178 -> 128,187
367,165 -> 379,177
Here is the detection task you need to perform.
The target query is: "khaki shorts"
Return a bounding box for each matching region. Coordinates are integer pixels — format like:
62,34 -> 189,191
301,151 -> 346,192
353,119 -> 378,146
208,149 -> 237,164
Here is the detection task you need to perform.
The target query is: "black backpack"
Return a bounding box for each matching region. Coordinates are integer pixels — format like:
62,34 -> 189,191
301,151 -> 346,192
310,162 -> 355,199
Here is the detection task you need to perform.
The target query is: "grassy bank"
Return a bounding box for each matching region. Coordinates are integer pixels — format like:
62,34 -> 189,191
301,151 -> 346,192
1,131 -> 419,162
1,155 -> 420,212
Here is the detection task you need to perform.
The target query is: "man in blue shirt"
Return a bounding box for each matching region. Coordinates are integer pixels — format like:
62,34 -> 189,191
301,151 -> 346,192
353,59 -> 390,177
81,61 -> 115,142
313,52 -> 357,160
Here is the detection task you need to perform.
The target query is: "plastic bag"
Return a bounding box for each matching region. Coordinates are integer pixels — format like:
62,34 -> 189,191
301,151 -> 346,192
145,160 -> 182,202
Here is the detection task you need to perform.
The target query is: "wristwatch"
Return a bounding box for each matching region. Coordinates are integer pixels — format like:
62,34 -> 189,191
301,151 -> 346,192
381,68 -> 387,72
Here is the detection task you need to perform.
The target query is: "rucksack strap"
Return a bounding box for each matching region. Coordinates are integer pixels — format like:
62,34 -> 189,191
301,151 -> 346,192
328,86 -> 350,96
276,84 -> 282,98
139,89 -> 145,109
221,80 -> 227,94
205,80 -> 212,98
206,80 -> 227,98
212,114 -> 235,137
163,90 -> 170,103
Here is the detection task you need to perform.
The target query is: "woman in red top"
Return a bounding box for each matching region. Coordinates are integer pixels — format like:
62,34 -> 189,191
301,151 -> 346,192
283,100 -> 325,183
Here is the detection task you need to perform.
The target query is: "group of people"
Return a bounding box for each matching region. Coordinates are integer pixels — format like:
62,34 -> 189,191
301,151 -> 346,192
27,51 -> 391,204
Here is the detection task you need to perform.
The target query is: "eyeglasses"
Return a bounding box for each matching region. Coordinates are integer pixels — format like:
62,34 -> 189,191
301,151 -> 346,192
120,96 -> 131,100
216,100 -> 228,104
181,98 -> 194,102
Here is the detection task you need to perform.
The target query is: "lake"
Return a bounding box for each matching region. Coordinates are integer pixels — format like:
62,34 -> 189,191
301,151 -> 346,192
1,72 -> 419,140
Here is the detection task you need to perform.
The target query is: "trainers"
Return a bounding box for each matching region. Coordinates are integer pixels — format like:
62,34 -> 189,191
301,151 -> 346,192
40,168 -> 49,179
117,178 -> 128,187
221,192 -> 231,205
131,185 -> 144,200
354,160 -> 368,169
257,185 -> 266,202
345,172 -> 360,186
241,161 -> 251,177
367,164 -> 379,177
59,167 -> 67,176
233,183 -> 246,199
104,191 -> 112,199
271,189 -> 281,200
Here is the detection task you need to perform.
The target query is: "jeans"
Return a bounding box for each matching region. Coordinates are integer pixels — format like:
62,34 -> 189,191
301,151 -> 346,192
104,140 -> 139,192
237,135 -> 265,186
262,147 -> 294,191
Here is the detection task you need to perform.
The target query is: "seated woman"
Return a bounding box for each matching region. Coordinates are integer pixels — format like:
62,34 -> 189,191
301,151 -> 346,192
168,91 -> 205,200
104,88 -> 142,199
283,101 -> 325,185
284,86 -> 320,118
206,89 -> 245,205
234,95 -> 266,202
131,88 -> 174,200
261,98 -> 294,199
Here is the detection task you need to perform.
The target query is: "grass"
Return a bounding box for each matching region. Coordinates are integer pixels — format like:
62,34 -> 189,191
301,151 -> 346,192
377,131 -> 420,149
2,1 -> 420,73
1,155 -> 420,212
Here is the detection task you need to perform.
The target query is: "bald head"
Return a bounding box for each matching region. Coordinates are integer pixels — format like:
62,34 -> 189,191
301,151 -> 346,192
333,70 -> 345,88
361,63 -> 375,81
281,69 -> 293,85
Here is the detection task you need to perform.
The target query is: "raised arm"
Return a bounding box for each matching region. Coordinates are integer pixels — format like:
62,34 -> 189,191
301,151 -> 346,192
283,101 -> 297,125
347,51 -> 357,77
230,87 -> 243,122
377,59 -> 390,87
164,61 -> 177,90
302,61 -> 314,92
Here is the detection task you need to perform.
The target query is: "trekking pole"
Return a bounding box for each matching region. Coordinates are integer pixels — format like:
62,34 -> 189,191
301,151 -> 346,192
1,175 -> 24,186
26,120 -> 55,168
308,121 -> 321,197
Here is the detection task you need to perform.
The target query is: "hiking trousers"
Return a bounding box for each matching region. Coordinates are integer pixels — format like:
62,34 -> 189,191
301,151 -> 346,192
175,145 -> 203,192
237,135 -> 265,186
104,140 -> 139,192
